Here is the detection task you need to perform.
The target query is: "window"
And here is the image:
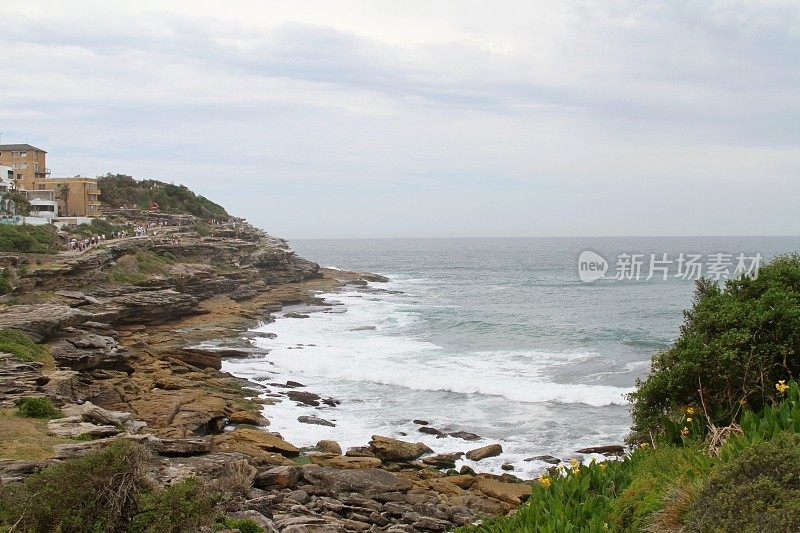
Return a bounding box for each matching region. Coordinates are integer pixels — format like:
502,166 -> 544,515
19,152 -> 27,158
16,174 -> 22,179
11,151 -> 19,157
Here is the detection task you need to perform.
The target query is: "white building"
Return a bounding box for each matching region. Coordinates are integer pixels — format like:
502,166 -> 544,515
0,165 -> 14,194
25,189 -> 58,219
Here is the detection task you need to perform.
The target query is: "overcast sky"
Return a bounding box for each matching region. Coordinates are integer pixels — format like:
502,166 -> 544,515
1,1 -> 798,238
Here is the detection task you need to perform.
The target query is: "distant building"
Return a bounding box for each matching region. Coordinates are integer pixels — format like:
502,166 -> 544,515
34,175 -> 102,217
25,189 -> 58,219
0,144 -> 48,190
0,165 -> 14,193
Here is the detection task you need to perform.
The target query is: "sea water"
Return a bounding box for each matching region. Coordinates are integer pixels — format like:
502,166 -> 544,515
223,236 -> 800,476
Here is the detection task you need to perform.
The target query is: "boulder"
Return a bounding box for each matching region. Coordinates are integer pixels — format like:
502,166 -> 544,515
421,453 -> 464,470
302,467 -> 413,494
308,454 -> 382,469
524,454 -> 561,464
575,444 -> 625,456
75,401 -> 131,426
254,465 -> 301,489
465,444 -> 503,461
284,312 -> 310,319
448,431 -> 482,441
285,390 -> 321,406
229,410 -> 268,426
171,348 -> 222,370
419,426 -> 444,436
316,439 -> 342,454
213,427 -> 299,457
47,416 -> 122,439
472,477 -> 532,505
297,415 -> 335,427
368,435 -> 433,463
141,436 -> 211,457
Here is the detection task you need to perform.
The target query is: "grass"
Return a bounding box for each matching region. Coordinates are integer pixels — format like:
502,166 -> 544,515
0,224 -> 59,253
105,251 -> 175,285
15,397 -> 63,419
0,328 -> 50,362
0,408 -> 72,460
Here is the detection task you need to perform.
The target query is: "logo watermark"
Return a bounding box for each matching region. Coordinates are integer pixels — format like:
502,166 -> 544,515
578,251 -> 761,283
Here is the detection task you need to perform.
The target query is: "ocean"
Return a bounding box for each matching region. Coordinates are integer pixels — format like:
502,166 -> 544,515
223,236 -> 800,477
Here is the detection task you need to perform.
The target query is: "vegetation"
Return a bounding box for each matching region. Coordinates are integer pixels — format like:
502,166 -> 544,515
0,408 -> 73,460
466,254 -> 800,532
15,397 -> 63,419
65,217 -> 132,238
5,190 -> 31,216
629,253 -> 800,444
0,441 -> 252,532
0,266 -> 11,295
0,328 -> 49,362
98,173 -> 229,220
0,223 -> 59,253
105,251 -> 176,285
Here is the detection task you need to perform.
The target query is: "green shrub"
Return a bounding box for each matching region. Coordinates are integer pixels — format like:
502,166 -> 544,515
129,477 -> 224,533
0,267 -> 11,295
0,440 -> 150,532
0,328 -> 49,362
15,396 -> 63,419
193,222 -> 211,236
0,224 -> 59,253
105,251 -> 172,285
67,218 -> 132,238
629,253 -> 800,443
685,432 -> 800,532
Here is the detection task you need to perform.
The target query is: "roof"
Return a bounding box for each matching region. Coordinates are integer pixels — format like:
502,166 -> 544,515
0,144 -> 47,153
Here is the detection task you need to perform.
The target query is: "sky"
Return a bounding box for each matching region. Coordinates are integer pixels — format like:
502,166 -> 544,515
0,1 -> 798,238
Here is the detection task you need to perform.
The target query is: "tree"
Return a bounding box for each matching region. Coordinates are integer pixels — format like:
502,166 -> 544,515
628,253 -> 800,443
55,183 -> 71,217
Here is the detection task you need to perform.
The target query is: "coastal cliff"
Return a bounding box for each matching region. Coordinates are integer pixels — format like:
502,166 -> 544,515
0,215 -> 539,532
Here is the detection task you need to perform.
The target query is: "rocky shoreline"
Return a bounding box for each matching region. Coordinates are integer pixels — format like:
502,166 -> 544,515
0,217 -> 621,532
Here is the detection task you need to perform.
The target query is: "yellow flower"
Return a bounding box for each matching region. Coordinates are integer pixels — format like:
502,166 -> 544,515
570,458 -> 580,468
776,380 -> 789,394
686,417 -> 692,423
538,474 -> 551,488
603,524 -> 609,530
685,407 -> 696,415
599,463 -> 607,471
681,426 -> 690,437
639,442 -> 649,449
739,399 -> 748,406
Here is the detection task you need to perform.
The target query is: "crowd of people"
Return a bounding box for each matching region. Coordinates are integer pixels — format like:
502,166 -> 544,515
67,234 -> 107,252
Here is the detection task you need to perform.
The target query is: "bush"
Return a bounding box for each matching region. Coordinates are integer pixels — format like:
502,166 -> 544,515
0,328 -> 49,362
629,254 -> 800,443
213,518 -> 264,533
0,224 -> 59,253
685,432 -> 800,532
67,217 -> 132,238
129,478 -> 224,533
105,251 -> 173,285
0,440 -> 150,532
0,266 -> 11,295
15,396 -> 63,419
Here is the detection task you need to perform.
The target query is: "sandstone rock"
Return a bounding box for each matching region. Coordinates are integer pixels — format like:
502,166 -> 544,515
50,332 -> 133,373
0,304 -> 91,342
419,426 -> 444,436
298,414 -> 335,427
501,463 -> 515,471
303,466 -> 413,494
369,435 -> 433,463
255,465 -> 301,489
308,454 -> 382,469
229,410 -> 268,426
316,439 -> 342,455
142,436 -> 211,456
346,446 -> 376,458
171,348 -> 222,370
422,453 -> 463,470
0,459 -> 56,483
473,477 -> 532,505
524,454 -> 561,464
47,416 -> 122,439
412,516 -> 452,531
442,474 -> 475,489
213,427 -> 299,457
76,401 -> 131,426
53,439 -> 116,459
446,493 -> 511,515
284,312 -> 310,319
465,444 -> 503,461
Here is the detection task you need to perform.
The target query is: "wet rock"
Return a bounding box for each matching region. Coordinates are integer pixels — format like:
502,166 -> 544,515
368,435 -> 433,463
255,465 -> 301,490
501,463 -> 515,471
575,444 -> 625,456
526,454 -> 560,464
413,419 -> 429,426
298,414 -> 336,427
448,431 -> 481,441
315,440 -> 342,455
465,444 -> 503,461
171,347 -> 222,370
286,390 -> 321,406
303,467 -> 413,494
284,312 -> 310,319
